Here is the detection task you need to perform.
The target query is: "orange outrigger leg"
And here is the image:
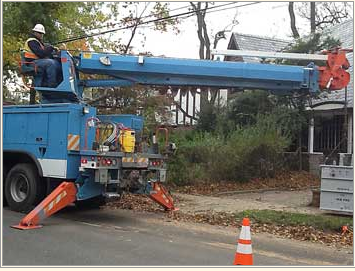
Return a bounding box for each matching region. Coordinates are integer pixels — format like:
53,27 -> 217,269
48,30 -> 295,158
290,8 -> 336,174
148,182 -> 179,211
12,182 -> 77,230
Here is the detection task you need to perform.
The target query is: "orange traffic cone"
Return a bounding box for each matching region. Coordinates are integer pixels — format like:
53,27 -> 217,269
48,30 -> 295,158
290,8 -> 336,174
233,217 -> 253,265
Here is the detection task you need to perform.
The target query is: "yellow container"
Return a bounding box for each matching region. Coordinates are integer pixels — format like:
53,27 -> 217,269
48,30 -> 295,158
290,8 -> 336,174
119,129 -> 135,153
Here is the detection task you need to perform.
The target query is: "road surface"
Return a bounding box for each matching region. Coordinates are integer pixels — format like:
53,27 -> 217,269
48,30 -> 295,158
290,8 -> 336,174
2,207 -> 353,266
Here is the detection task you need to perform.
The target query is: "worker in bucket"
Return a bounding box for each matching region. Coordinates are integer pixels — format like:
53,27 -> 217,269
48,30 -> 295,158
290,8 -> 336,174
23,24 -> 61,87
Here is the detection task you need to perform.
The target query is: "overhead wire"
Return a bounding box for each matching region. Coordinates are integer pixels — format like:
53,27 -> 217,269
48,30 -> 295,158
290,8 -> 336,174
55,2 -> 237,43
53,2 -> 258,45
63,2 -> 261,54
76,3 -> 193,35
176,1 -> 261,21
5,2 -> 261,54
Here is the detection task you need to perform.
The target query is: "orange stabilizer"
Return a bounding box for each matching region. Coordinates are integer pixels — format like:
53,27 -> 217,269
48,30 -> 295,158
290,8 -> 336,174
11,182 -> 77,230
148,182 -> 178,211
318,48 -> 352,91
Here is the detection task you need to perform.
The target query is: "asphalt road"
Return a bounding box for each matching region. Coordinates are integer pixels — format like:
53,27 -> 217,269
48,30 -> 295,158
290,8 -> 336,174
2,207 -> 353,266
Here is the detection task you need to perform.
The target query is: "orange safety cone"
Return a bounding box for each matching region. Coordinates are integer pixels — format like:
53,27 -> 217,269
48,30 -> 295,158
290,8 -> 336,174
233,217 -> 253,265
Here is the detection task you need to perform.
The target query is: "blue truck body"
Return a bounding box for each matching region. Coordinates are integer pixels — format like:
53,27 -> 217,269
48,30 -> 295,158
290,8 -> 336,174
3,100 -> 149,208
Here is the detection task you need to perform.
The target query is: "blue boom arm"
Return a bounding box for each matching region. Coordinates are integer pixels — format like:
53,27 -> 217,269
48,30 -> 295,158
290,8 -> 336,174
36,50 -> 350,103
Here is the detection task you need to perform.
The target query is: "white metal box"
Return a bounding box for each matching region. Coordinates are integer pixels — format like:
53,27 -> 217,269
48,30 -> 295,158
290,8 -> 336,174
320,165 -> 353,214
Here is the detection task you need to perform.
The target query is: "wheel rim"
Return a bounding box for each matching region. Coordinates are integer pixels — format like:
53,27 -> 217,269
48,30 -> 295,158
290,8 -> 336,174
10,173 -> 29,203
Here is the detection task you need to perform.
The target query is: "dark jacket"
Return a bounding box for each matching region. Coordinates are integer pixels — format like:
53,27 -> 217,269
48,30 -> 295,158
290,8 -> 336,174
27,34 -> 54,59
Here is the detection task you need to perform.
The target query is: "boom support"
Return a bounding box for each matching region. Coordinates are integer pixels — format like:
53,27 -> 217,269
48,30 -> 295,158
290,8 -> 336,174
212,48 -> 352,91
31,49 -> 351,104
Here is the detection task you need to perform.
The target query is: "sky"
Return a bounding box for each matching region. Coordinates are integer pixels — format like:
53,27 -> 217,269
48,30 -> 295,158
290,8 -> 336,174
117,1 -> 314,59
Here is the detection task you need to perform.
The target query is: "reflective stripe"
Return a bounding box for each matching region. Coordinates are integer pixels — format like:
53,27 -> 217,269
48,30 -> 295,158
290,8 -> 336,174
122,157 -> 134,163
240,226 -> 251,240
47,201 -> 54,212
67,134 -> 80,151
55,194 -> 61,204
236,243 -> 252,254
24,52 -> 38,59
122,157 -> 148,163
44,191 -> 67,214
238,239 -> 252,245
23,38 -> 45,60
138,158 -> 148,163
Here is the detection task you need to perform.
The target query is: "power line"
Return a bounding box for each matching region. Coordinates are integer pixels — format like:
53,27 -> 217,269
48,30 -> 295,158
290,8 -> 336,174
79,3 -> 193,34
65,2 -> 237,42
54,2 -> 258,45
177,2 -> 261,21
135,2 -> 261,37
204,1 -> 261,16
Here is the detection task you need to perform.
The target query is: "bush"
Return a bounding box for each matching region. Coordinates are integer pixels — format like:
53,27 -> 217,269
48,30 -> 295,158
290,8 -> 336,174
167,113 -> 291,185
167,130 -> 223,185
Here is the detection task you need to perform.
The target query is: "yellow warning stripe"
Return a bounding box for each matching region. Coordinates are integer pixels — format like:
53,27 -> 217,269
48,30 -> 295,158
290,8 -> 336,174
67,134 -> 80,151
122,157 -> 148,163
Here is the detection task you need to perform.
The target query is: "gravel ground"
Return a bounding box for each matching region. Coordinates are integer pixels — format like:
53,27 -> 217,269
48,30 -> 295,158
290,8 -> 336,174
174,189 -> 325,215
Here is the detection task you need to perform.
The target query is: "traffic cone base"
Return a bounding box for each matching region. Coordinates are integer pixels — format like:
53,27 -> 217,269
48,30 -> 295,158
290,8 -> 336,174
234,253 -> 253,265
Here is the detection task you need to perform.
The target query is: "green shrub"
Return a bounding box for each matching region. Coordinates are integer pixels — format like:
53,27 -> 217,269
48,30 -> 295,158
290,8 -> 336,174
167,113 -> 291,185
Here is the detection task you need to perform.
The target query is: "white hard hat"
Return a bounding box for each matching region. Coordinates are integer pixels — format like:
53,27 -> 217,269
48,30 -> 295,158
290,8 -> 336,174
32,24 -> 45,34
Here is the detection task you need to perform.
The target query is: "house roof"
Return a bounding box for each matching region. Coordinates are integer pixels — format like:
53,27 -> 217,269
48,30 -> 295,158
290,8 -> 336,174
226,33 -> 292,62
226,20 -> 353,108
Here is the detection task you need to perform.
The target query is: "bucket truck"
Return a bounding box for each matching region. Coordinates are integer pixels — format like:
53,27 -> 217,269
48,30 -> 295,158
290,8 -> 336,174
3,47 -> 351,229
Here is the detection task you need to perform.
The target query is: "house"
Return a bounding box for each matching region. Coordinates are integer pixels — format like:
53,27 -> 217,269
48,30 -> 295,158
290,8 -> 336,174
169,33 -> 294,126
308,20 -> 353,158
225,33 -> 292,62
225,22 -> 353,174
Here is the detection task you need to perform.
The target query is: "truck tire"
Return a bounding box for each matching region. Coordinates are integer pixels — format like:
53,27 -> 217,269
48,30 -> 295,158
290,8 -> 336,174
3,164 -> 9,206
5,163 -> 44,212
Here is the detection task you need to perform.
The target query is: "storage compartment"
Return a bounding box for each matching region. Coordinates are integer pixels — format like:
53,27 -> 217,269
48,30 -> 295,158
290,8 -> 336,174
320,191 -> 353,213
320,165 -> 353,214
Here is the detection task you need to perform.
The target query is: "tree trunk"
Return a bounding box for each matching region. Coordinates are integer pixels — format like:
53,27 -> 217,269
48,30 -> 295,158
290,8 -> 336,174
190,2 -> 206,59
201,3 -> 211,60
29,89 -> 36,104
310,2 -> 316,34
288,2 -> 300,38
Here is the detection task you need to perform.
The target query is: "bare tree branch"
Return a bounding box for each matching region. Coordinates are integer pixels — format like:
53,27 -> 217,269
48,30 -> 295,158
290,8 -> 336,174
296,2 -> 351,32
173,100 -> 198,121
190,2 -> 206,59
124,3 -> 150,54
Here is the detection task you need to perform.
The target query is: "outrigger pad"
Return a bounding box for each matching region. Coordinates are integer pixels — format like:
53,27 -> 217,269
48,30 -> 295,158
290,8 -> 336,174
11,224 -> 43,230
148,182 -> 179,211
